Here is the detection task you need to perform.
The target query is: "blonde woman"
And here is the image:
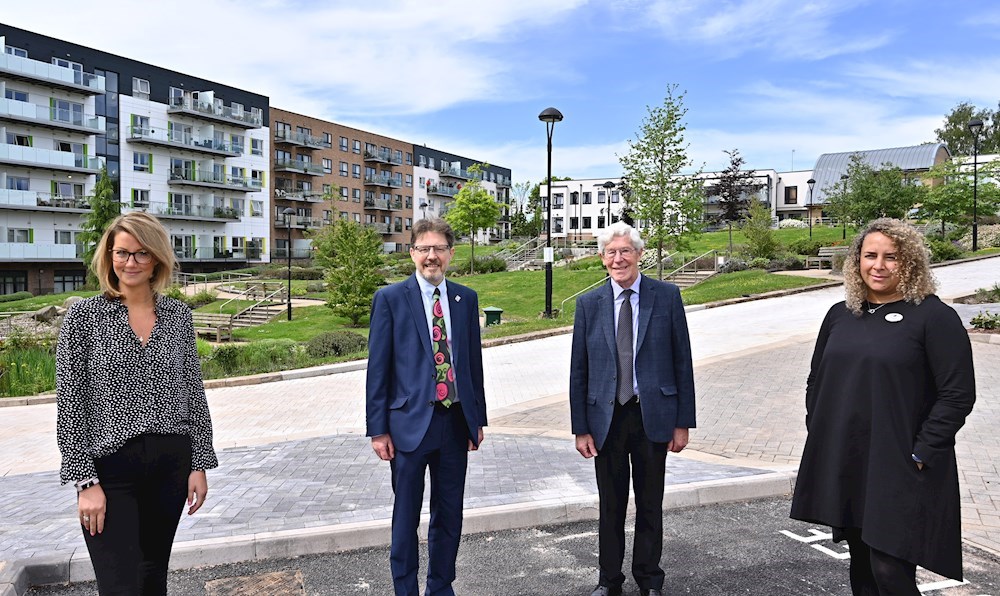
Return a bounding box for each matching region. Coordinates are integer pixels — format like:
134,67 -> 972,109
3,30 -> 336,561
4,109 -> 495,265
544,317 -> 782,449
791,218 -> 976,594
57,212 -> 217,595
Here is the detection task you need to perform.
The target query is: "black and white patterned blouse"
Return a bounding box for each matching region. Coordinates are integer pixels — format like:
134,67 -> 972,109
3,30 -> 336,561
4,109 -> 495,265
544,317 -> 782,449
56,294 -> 218,484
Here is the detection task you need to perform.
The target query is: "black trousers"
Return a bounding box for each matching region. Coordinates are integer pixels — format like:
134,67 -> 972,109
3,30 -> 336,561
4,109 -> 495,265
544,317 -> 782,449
842,528 -> 919,596
83,433 -> 192,596
594,399 -> 668,591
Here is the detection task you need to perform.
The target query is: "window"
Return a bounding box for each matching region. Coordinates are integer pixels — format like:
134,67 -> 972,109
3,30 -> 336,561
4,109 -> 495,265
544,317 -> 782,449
6,177 -> 29,191
297,126 -> 311,136
54,182 -> 84,199
232,102 -> 244,115
323,132 -> 333,147
322,158 -> 333,174
405,174 -> 413,187
231,198 -> 245,216
276,149 -> 292,162
352,164 -> 361,179
54,270 -> 86,293
353,140 -> 361,154
251,200 -> 263,217
339,161 -> 349,176
341,187 -> 349,200
251,138 -> 263,156
275,121 -> 291,136
5,46 -> 28,58
133,152 -> 152,172
169,87 -> 184,106
598,216 -> 606,229
583,192 -> 592,204
131,189 -> 149,208
611,191 -> 620,203
251,170 -> 265,189
4,88 -> 28,102
7,229 -> 30,243
394,150 -> 403,163
340,136 -> 348,151
419,155 -> 427,167
52,57 -> 82,71
132,77 -> 150,99
365,143 -> 377,156
353,213 -> 361,223
784,186 -> 798,205
583,217 -> 592,229
230,134 -> 244,154
405,217 -> 413,230
553,193 -> 564,209
570,217 -> 579,230
340,211 -> 349,220
6,133 -> 31,146
0,271 -> 28,295
406,152 -> 413,165
231,166 -> 246,183
251,107 -> 263,123
353,188 -> 361,202
322,184 -> 333,196
598,191 -> 606,203
570,192 -> 579,205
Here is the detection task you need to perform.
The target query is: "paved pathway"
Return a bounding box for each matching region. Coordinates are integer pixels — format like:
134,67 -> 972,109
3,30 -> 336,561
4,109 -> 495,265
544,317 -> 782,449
0,256 -> 997,585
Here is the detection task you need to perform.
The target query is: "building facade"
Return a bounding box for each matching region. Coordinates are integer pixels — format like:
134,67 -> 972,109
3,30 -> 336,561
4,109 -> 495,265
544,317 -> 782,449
1,23 -> 271,294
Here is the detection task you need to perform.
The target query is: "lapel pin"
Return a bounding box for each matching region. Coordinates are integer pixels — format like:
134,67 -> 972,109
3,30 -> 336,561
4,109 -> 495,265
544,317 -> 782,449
455,295 -> 461,302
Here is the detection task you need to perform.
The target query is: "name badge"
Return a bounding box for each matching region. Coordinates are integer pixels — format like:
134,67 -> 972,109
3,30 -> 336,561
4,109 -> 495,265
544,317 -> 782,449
885,313 -> 903,323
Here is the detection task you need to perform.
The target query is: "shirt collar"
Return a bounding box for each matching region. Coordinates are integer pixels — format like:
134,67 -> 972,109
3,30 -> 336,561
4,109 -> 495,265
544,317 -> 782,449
415,273 -> 447,299
611,275 -> 641,300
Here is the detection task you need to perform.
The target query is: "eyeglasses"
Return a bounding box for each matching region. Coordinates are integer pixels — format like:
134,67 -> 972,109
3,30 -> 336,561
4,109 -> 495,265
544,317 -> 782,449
603,248 -> 637,258
412,244 -> 451,255
110,249 -> 153,264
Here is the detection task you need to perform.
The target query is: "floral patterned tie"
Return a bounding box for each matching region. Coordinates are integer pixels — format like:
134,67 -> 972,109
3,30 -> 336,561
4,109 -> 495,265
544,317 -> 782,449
432,288 -> 455,407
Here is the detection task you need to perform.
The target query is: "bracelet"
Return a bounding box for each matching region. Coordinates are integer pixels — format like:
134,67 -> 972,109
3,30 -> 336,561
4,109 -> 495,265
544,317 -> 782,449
75,477 -> 100,492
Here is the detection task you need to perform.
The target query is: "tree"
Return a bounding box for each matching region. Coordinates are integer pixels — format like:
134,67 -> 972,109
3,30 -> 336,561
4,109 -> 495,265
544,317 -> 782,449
78,166 -> 120,286
511,181 -> 532,212
510,180 -> 542,237
934,102 -> 999,156
741,200 -> 780,260
309,219 -> 385,326
711,148 -> 761,255
919,158 -> 1000,235
444,163 -> 501,273
827,154 -> 926,227
618,84 -> 704,279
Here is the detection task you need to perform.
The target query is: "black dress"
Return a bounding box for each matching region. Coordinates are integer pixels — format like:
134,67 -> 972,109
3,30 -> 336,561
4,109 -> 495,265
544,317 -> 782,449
790,295 -> 975,580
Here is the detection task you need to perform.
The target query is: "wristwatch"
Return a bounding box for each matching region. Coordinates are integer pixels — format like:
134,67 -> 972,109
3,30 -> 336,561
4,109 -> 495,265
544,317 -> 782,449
75,477 -> 100,492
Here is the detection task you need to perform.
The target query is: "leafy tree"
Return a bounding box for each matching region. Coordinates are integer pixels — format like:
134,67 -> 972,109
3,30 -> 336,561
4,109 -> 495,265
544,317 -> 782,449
934,102 -> 999,156
711,149 -> 761,255
741,200 -> 780,260
509,180 -> 541,237
919,158 -> 1000,235
826,154 -> 926,227
78,166 -> 120,286
309,219 -> 385,326
444,163 -> 501,273
618,84 -> 704,279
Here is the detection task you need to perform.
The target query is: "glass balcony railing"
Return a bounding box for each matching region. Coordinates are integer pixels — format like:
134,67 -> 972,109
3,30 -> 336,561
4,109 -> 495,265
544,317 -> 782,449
168,169 -> 261,191
0,144 -> 104,173
0,54 -> 106,93
427,184 -> 459,197
0,98 -> 105,132
439,166 -> 480,181
365,222 -> 390,234
364,174 -> 402,188
275,158 -> 325,175
0,188 -> 94,209
364,197 -> 403,210
128,127 -> 239,155
167,96 -> 262,128
274,129 -> 327,149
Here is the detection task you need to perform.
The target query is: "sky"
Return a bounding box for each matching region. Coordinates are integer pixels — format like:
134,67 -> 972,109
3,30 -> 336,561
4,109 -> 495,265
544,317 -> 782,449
4,0 -> 999,186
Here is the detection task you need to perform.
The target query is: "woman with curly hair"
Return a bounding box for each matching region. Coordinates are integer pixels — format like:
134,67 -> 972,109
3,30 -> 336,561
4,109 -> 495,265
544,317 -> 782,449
790,218 -> 976,594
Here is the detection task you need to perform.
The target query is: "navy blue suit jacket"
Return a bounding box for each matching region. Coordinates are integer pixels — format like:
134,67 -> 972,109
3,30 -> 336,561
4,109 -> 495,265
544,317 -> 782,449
366,274 -> 487,453
569,275 -> 696,450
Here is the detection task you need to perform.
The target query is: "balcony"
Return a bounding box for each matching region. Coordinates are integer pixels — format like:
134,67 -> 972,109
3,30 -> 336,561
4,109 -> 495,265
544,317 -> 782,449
0,53 -> 105,95
364,149 -> 403,166
172,246 -> 263,261
0,98 -> 105,134
365,222 -> 390,234
439,166 -> 478,181
427,184 -> 459,198
364,174 -> 402,188
364,197 -> 403,211
272,247 -> 315,259
497,175 -> 511,187
0,242 -> 79,261
127,127 -> 239,157
167,96 -> 262,129
168,170 -> 262,192
274,158 -> 325,176
0,188 -> 95,211
281,217 -> 325,229
0,144 -> 104,174
274,188 -> 326,203
274,129 -> 328,149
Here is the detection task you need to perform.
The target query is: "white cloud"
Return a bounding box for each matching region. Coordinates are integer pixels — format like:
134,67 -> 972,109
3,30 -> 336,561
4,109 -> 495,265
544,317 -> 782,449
845,60 -> 1000,106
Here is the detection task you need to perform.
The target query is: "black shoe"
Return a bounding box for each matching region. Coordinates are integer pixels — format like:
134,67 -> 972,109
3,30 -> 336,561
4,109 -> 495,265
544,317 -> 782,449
590,586 -> 622,596
641,590 -> 663,596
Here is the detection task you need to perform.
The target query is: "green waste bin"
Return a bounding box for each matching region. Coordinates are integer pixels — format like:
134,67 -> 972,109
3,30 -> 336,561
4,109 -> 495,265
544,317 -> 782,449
483,306 -> 503,326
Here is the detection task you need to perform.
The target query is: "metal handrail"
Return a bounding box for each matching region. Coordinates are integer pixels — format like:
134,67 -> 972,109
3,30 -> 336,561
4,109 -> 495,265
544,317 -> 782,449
234,286 -> 287,323
557,251 -> 680,317
664,249 -> 719,279
219,282 -> 285,314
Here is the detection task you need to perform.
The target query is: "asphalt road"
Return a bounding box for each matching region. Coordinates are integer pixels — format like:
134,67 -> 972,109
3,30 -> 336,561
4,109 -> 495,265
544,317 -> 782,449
30,496 -> 1000,595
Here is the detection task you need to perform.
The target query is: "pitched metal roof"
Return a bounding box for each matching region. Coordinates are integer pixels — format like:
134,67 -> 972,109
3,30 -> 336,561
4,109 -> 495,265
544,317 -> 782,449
811,143 -> 950,203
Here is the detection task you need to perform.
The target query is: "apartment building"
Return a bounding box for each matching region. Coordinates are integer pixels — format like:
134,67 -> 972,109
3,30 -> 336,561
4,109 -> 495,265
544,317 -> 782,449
270,109 -> 414,255
413,146 -> 512,242
0,24 -> 270,294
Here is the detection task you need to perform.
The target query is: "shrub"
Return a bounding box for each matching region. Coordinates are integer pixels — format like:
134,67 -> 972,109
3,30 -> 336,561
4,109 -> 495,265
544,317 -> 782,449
305,282 -> 326,293
719,258 -> 748,274
566,256 -> 604,271
0,291 -> 34,303
261,266 -> 324,280
778,218 -> 807,229
305,331 -> 368,358
960,224 -> 1000,249
748,257 -> 770,269
187,289 -> 218,308
787,239 -> 824,257
970,283 -> 1000,303
971,310 -> 1000,330
0,347 -> 56,397
206,339 -> 302,376
927,239 -> 963,263
768,256 -> 805,270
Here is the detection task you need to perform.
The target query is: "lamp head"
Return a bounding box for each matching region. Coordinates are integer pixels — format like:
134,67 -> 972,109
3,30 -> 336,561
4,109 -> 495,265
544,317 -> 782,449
968,118 -> 984,136
807,178 -> 816,191
538,107 -> 563,123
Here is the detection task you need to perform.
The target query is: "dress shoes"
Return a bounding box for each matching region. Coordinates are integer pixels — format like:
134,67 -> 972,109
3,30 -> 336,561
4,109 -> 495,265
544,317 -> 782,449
590,586 -> 622,596
642,590 -> 663,596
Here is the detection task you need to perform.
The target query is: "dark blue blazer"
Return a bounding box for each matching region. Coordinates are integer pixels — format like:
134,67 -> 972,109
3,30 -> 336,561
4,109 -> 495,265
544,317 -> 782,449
366,274 -> 487,453
569,275 -> 696,450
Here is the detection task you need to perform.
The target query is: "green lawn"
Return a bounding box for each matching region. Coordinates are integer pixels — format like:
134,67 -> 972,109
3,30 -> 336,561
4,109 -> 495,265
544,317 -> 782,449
666,225 -> 857,255
681,270 -> 828,305
232,305 -> 369,343
0,290 -> 97,312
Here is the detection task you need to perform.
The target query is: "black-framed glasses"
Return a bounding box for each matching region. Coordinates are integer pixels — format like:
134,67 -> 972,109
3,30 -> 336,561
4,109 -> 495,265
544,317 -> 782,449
603,248 -> 636,258
412,244 -> 451,255
110,249 -> 153,264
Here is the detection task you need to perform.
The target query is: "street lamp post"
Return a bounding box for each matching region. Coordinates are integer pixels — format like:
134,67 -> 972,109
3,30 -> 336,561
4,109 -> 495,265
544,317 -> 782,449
839,174 -> 849,239
806,178 -> 816,238
538,107 -> 563,318
282,207 -> 295,321
419,201 -> 428,220
968,118 -> 984,252
602,180 -> 615,229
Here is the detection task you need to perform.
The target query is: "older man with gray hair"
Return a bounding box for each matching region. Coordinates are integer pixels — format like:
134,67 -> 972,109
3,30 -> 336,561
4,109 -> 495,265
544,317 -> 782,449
569,221 -> 696,596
